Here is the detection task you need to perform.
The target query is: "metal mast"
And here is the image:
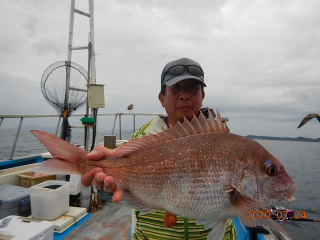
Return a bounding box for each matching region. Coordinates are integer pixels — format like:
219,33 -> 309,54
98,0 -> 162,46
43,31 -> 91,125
66,0 -> 97,151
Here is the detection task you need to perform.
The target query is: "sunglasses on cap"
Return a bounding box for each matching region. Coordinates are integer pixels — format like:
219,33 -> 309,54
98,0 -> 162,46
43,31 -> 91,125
166,65 -> 204,77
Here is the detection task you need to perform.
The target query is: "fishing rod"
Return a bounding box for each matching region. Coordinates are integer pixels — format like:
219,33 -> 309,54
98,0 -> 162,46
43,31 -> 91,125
246,206 -> 319,240
270,206 -> 320,223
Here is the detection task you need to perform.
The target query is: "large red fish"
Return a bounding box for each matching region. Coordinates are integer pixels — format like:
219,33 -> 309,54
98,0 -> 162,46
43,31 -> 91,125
31,109 -> 296,240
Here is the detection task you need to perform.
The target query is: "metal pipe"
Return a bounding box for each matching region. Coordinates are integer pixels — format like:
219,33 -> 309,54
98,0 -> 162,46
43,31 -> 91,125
119,114 -> 122,140
64,60 -> 71,119
89,0 -> 96,84
69,46 -> 88,50
85,42 -> 92,152
94,109 -> 99,148
0,113 -> 168,118
9,117 -> 23,159
55,116 -> 61,136
133,115 -> 135,133
69,86 -> 87,92
84,125 -> 89,152
0,114 -> 60,118
70,125 -> 85,128
88,0 -> 99,148
63,0 -> 75,126
111,115 -> 117,135
67,0 -> 75,62
74,8 -> 90,17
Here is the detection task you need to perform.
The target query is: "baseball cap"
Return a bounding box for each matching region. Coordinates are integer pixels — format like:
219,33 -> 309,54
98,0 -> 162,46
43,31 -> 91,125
161,58 -> 206,89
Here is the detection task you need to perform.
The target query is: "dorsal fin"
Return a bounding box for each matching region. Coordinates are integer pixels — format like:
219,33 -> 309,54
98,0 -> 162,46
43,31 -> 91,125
159,127 -> 176,140
198,111 -> 213,132
168,124 -> 184,138
112,107 -> 228,158
216,109 -> 227,132
208,107 -> 219,132
191,113 -> 206,133
154,130 -> 172,141
182,116 -> 198,135
175,121 -> 191,137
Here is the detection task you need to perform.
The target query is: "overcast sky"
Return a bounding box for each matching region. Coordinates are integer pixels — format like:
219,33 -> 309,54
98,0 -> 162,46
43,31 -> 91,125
1,0 -> 320,138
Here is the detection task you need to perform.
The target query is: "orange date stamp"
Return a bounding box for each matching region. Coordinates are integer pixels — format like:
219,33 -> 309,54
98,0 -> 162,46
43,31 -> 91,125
247,210 -> 306,220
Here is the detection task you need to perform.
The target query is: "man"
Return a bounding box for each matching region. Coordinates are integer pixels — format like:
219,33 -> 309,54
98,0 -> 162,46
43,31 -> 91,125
81,58 -> 236,239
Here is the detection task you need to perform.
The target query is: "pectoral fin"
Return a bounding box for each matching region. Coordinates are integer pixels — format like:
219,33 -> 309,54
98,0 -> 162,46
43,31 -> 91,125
196,220 -> 227,240
230,189 -> 292,240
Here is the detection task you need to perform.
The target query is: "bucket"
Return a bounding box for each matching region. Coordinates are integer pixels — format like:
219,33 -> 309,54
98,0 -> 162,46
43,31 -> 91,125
29,180 -> 70,220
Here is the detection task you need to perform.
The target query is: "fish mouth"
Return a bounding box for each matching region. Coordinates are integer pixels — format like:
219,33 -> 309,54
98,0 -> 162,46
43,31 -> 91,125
275,186 -> 296,195
264,182 -> 296,205
274,181 -> 297,196
273,186 -> 296,204
265,195 -> 296,206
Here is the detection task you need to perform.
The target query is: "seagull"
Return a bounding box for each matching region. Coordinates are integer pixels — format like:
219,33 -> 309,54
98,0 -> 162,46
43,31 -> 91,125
297,113 -> 320,128
127,104 -> 134,113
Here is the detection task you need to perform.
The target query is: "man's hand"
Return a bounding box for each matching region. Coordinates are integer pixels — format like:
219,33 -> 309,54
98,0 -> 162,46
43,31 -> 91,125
81,146 -> 124,203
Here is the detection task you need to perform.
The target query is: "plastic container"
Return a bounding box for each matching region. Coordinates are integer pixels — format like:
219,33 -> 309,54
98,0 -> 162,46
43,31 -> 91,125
29,180 -> 70,221
0,184 -> 31,219
0,215 -> 54,240
16,171 -> 56,188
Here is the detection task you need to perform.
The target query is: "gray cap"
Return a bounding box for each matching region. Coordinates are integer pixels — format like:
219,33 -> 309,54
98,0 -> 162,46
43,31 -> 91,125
161,58 -> 206,89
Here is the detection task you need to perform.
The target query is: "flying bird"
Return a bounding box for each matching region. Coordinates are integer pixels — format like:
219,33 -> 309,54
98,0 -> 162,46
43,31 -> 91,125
297,113 -> 320,128
127,104 -> 134,113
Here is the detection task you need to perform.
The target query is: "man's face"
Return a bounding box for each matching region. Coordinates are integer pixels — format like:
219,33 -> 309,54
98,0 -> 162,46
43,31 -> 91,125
158,79 -> 205,126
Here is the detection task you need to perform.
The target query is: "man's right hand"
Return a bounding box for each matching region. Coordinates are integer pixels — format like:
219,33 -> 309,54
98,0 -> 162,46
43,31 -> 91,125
81,146 -> 124,203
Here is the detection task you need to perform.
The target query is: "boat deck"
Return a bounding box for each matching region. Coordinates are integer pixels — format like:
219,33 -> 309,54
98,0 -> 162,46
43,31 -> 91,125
63,199 -> 132,240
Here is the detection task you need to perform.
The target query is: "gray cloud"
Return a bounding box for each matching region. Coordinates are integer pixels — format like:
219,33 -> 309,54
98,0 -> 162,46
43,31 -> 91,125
0,72 -> 51,114
1,0 -> 320,139
33,39 -> 65,55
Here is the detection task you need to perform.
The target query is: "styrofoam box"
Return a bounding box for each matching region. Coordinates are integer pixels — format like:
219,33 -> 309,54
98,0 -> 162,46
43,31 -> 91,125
29,180 -> 70,221
0,184 -> 31,219
0,215 -> 54,240
16,171 -> 56,188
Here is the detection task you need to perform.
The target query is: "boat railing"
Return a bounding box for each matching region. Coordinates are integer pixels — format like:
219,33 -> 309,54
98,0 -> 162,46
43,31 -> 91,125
0,113 -> 167,160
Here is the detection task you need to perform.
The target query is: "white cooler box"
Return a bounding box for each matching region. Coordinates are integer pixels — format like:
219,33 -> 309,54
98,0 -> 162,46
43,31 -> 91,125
0,215 -> 54,240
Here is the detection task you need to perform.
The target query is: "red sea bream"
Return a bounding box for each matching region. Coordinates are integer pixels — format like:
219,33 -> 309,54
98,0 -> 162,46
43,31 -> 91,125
31,109 -> 296,240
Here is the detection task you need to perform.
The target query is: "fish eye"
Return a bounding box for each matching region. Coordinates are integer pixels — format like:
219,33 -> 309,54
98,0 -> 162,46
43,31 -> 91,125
265,162 -> 277,176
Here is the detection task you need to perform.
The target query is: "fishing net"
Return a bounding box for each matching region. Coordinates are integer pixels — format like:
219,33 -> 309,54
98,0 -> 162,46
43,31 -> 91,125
41,61 -> 88,142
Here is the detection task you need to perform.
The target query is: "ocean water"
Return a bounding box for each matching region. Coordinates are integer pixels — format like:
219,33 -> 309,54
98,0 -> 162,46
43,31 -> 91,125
0,129 -> 132,160
254,139 -> 320,240
0,130 -> 319,239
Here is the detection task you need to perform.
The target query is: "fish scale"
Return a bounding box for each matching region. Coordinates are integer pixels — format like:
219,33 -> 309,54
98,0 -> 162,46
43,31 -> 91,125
102,133 -> 248,221
30,108 -> 296,240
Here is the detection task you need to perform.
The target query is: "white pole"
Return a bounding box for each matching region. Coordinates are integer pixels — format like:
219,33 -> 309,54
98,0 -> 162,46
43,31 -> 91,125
63,0 -> 75,141
89,0 -> 99,147
67,0 -> 75,62
88,0 -> 96,84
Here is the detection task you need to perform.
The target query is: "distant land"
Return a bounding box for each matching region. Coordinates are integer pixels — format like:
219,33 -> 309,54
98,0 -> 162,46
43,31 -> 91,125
246,135 -> 320,142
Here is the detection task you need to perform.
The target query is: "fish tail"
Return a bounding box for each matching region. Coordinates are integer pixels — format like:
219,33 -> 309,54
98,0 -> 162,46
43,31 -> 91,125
30,130 -> 88,175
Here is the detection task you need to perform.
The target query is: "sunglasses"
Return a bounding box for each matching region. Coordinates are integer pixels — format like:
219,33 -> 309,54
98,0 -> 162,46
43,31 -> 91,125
166,65 -> 204,77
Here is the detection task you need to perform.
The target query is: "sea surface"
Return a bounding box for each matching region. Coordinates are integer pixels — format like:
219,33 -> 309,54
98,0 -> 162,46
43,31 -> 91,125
0,129 -> 132,160
0,130 -> 319,239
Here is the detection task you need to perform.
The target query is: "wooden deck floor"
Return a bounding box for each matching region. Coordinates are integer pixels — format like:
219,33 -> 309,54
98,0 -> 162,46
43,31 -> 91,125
64,199 -> 132,240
